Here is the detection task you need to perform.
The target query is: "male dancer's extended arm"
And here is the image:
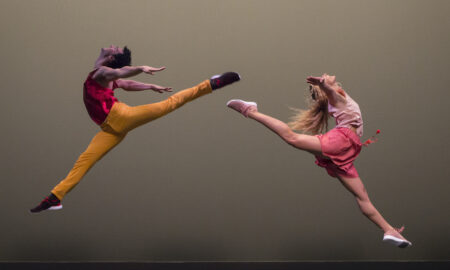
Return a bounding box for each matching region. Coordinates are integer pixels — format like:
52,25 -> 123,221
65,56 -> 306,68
115,79 -> 172,93
93,65 -> 166,82
93,65 -> 170,92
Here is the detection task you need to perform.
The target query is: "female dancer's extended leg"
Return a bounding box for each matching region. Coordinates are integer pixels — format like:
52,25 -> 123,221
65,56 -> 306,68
247,110 -> 323,155
227,99 -> 323,154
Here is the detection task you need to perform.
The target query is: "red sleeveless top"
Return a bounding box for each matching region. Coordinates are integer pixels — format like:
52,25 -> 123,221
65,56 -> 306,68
83,69 -> 118,125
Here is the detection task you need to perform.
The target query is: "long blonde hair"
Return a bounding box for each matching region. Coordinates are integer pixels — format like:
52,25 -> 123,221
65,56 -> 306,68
288,85 -> 329,135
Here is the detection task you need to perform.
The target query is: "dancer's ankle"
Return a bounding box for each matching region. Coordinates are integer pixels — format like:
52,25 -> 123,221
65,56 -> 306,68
247,109 -> 257,118
384,226 -> 395,234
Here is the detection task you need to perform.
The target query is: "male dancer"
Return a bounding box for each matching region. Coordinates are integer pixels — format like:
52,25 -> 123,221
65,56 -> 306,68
30,45 -> 239,213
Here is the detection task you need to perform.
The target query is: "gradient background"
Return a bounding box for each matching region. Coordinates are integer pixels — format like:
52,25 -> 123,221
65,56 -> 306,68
1,0 -> 449,262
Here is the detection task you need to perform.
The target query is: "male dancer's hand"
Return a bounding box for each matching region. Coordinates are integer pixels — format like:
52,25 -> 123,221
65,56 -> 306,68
151,84 -> 172,93
141,66 -> 166,75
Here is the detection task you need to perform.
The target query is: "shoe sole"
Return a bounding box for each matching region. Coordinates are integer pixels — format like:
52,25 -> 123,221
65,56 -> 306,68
226,99 -> 257,107
383,235 -> 412,248
48,205 -> 63,211
29,204 -> 63,213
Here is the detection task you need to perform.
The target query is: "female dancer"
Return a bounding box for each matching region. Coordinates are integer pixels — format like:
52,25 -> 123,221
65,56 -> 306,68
30,45 -> 240,213
226,74 -> 411,248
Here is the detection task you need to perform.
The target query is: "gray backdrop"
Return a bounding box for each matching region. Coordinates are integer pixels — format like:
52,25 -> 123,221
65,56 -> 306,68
1,0 -> 449,262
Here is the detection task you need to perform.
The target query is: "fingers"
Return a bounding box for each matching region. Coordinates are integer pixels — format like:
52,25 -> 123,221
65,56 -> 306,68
306,76 -> 319,84
307,76 -> 321,81
153,66 -> 166,72
154,86 -> 172,93
143,69 -> 153,75
161,87 -> 172,92
143,66 -> 166,75
306,76 -> 324,85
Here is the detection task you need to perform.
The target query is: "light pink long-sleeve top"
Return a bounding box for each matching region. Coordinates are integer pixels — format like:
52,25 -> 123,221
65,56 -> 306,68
328,92 -> 364,137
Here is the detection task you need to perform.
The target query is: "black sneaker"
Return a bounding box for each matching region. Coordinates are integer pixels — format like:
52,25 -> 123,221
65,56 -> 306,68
210,72 -> 240,90
30,193 -> 62,213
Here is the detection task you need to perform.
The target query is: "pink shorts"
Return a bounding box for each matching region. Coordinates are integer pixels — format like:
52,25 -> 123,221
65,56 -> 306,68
315,127 -> 362,178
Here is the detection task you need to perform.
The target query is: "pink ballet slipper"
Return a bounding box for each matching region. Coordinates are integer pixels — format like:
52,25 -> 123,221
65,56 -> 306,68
226,99 -> 257,117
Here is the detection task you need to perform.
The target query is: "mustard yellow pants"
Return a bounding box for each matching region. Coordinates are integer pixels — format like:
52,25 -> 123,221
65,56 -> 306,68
51,80 -> 212,200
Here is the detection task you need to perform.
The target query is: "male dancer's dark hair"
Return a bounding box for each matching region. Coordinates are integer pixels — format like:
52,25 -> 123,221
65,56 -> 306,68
107,46 -> 131,68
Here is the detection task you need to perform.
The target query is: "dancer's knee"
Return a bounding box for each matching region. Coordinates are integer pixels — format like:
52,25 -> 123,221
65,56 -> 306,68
285,132 -> 301,147
286,134 -> 320,153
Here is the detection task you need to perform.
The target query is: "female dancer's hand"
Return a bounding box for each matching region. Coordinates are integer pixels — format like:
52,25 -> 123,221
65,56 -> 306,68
141,66 -> 166,75
150,84 -> 173,93
306,76 -> 325,85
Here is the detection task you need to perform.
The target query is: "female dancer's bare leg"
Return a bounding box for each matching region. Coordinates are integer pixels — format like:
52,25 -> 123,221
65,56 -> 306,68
227,99 -> 411,247
246,110 -> 323,155
337,174 -> 410,247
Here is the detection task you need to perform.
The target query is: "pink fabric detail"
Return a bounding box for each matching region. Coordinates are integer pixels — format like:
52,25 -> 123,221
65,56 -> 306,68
363,129 -> 381,147
83,69 -> 118,125
315,127 -> 362,178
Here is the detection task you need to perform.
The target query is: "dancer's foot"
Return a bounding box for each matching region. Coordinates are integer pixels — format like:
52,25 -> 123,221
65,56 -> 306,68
210,72 -> 240,90
226,99 -> 258,117
30,193 -> 62,213
383,226 -> 412,248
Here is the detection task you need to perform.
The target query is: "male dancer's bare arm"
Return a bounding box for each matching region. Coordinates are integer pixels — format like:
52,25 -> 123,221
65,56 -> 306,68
93,66 -> 166,82
115,79 -> 172,93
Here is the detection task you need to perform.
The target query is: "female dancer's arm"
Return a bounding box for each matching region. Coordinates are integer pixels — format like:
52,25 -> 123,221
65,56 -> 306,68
307,75 -> 345,106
